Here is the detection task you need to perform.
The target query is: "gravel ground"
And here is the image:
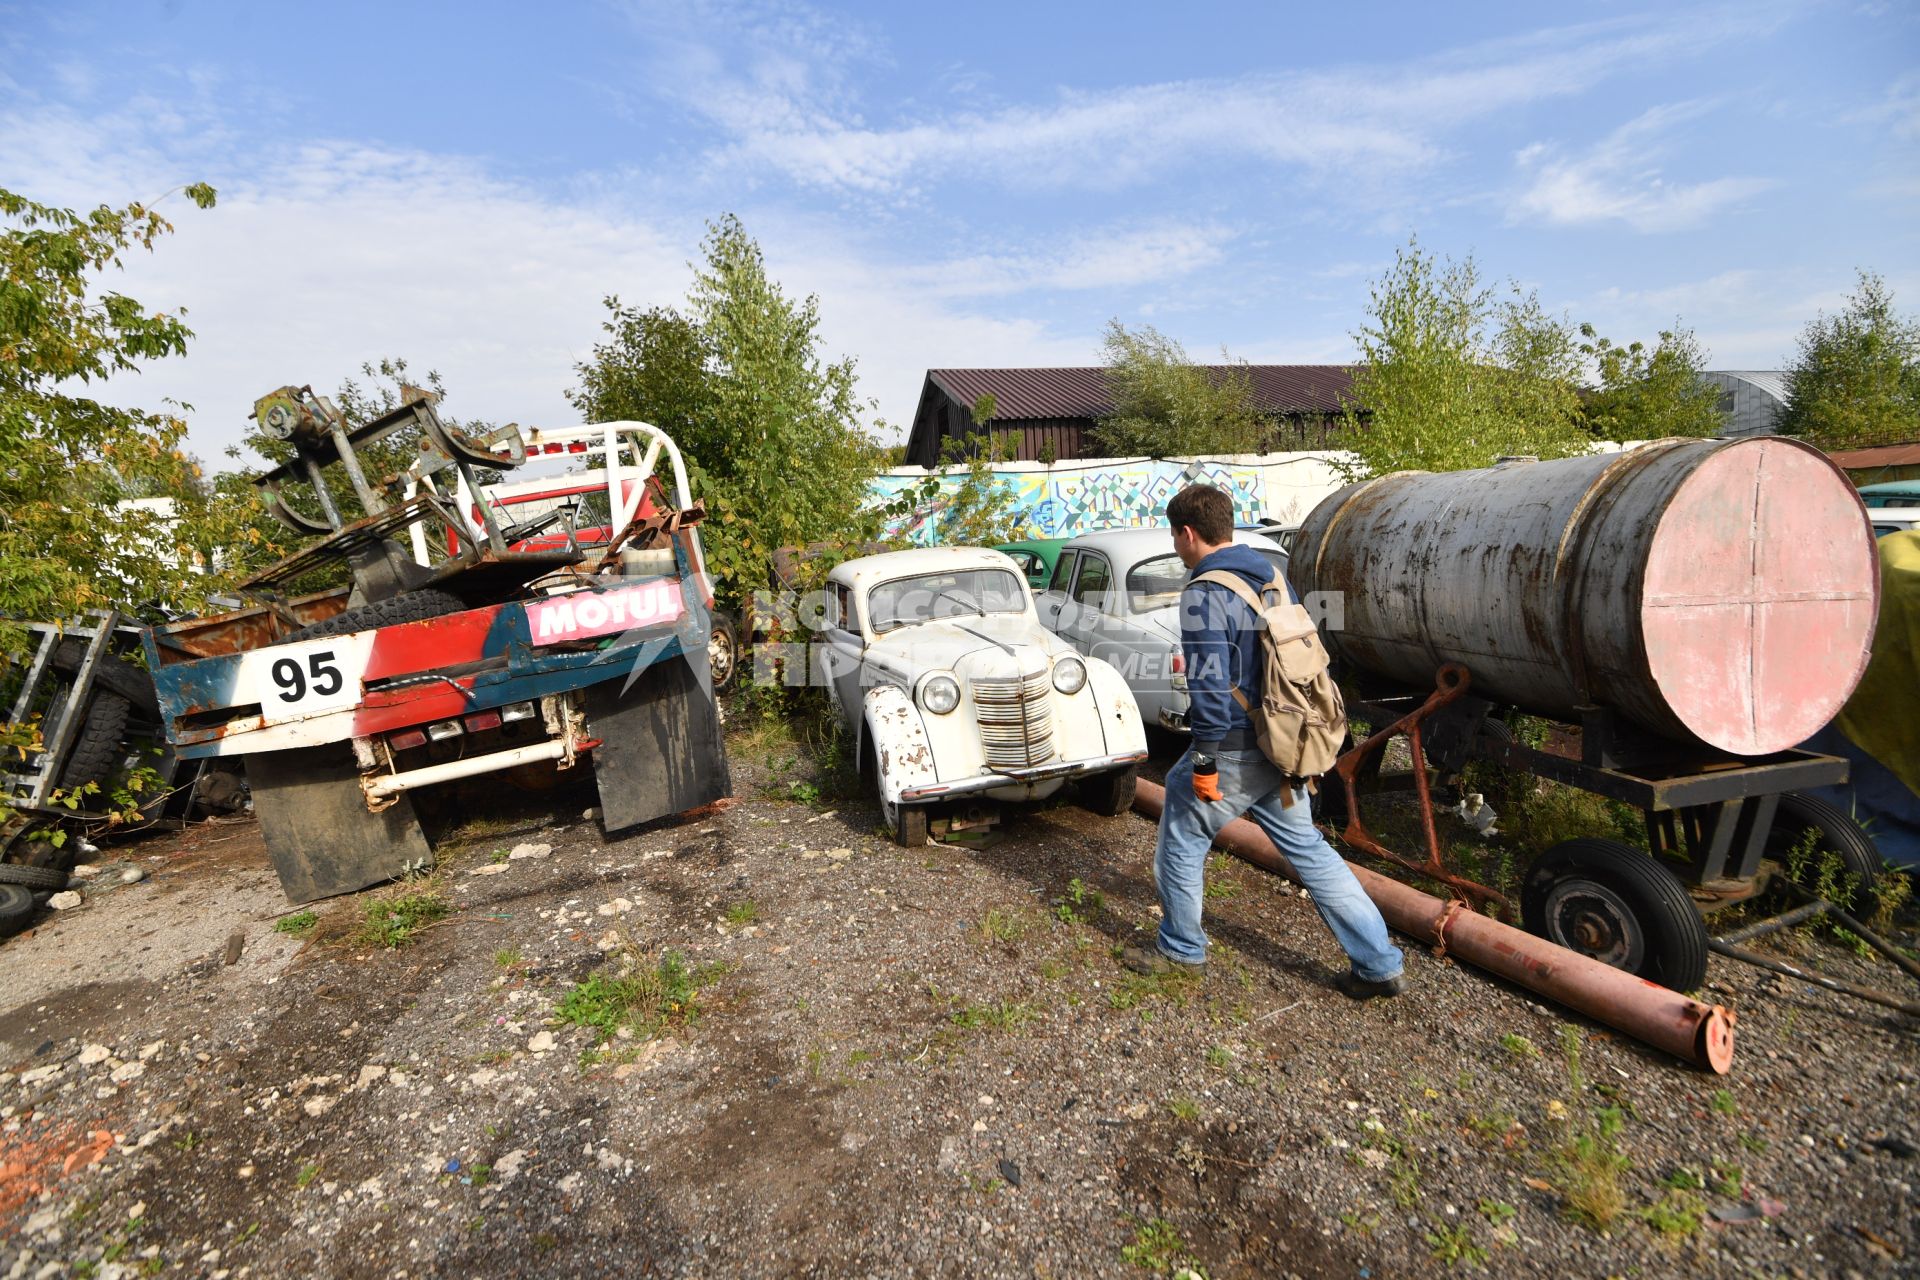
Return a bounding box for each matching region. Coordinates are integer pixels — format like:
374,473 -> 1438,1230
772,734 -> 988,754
0,733 -> 1915,1279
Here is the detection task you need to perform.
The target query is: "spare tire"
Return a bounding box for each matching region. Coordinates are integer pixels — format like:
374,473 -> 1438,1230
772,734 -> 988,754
283,589 -> 467,643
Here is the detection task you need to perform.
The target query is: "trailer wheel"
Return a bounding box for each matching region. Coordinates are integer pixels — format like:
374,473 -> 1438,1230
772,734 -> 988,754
707,612 -> 739,694
0,862 -> 71,892
1522,838 -> 1708,992
0,883 -> 35,937
283,588 -> 466,642
1077,766 -> 1138,818
1764,791 -> 1880,905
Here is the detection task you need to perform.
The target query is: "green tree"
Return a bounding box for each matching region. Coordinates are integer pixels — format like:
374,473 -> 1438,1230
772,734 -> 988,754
569,301 -> 712,444
1341,238 -> 1589,478
572,215 -> 883,601
1578,323 -> 1725,442
0,182 -> 218,652
1091,321 -> 1267,457
924,395 -> 1019,545
1779,271 -> 1920,450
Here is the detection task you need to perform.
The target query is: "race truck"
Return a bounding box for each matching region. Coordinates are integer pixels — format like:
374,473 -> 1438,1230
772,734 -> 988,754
142,385 -> 730,902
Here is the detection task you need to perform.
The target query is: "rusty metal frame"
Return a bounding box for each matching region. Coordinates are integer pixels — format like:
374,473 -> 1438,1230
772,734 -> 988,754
1329,662 -> 1514,919
1707,883 -> 1920,1017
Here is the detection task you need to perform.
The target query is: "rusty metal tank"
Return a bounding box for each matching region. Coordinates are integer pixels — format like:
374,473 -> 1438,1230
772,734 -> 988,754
1289,438 -> 1880,756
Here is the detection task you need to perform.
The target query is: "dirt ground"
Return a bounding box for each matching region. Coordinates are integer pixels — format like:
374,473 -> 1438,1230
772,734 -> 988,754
1,733 -> 1916,1279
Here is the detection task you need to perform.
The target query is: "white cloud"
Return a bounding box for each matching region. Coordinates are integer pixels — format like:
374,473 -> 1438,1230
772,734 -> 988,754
0,99 -> 1129,460
905,223 -> 1238,299
629,7 -> 1779,200
1509,102 -> 1775,232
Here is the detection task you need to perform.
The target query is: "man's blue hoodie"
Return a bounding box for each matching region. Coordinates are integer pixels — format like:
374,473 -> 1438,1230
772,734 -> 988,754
1177,543 -> 1286,755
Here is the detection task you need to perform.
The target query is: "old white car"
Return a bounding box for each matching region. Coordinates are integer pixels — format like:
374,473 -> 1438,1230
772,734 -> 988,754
1037,528 -> 1290,734
821,547 -> 1149,846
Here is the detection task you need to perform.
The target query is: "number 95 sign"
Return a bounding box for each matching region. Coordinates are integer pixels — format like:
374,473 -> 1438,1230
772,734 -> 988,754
236,634 -> 376,722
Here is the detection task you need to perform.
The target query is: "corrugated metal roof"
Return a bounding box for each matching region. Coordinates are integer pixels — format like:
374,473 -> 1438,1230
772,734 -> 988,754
1703,370 -> 1790,402
1828,442 -> 1920,468
926,365 -> 1355,421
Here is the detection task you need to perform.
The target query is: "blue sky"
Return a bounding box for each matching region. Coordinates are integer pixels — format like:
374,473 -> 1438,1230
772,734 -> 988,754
2,0 -> 1915,464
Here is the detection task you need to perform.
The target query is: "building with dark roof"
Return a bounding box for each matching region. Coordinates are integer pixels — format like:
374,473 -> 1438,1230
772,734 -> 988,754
903,365 -> 1357,466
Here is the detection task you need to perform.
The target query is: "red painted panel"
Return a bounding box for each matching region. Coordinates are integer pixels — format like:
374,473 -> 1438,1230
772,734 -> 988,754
361,606 -> 502,681
1643,439 -> 1878,754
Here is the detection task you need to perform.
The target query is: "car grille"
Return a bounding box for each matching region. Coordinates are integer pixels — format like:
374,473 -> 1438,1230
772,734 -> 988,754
971,669 -> 1055,769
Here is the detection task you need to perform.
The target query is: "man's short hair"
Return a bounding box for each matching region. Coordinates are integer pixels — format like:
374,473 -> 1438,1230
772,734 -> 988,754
1166,484 -> 1234,545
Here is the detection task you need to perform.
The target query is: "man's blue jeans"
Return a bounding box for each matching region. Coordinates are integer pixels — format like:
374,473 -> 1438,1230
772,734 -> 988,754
1154,747 -> 1404,981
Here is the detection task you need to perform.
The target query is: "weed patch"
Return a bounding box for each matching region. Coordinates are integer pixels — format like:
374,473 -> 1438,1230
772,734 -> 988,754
1425,1219 -> 1488,1268
355,884 -> 450,949
1120,1216 -> 1194,1273
1053,877 -> 1104,925
1546,1026 -> 1632,1232
555,948 -> 716,1044
274,911 -> 318,938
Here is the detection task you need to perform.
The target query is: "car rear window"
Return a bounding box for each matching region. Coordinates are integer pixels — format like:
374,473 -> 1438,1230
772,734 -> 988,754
1125,555 -> 1188,612
868,568 -> 1029,633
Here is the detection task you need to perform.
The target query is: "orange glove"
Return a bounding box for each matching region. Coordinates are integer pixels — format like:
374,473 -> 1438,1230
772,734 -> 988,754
1193,755 -> 1222,803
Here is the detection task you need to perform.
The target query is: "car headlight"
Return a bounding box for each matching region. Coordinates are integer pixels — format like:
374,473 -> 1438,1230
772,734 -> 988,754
920,674 -> 961,715
1052,655 -> 1087,695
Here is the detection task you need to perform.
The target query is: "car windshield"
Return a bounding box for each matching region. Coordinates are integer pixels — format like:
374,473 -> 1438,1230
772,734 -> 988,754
1125,555 -> 1188,612
867,568 -> 1028,633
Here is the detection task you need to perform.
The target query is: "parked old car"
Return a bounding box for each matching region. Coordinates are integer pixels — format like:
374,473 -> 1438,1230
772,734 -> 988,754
1036,528 -> 1290,733
995,537 -> 1068,591
820,548 -> 1149,846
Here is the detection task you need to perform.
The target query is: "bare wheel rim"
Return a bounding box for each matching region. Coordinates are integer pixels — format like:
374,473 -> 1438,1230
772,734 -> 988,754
1542,878 -> 1645,972
708,627 -> 735,686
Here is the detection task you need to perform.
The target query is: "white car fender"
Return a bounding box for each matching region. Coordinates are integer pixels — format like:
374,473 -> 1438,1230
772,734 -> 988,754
1083,654 -> 1150,756
863,684 -> 939,805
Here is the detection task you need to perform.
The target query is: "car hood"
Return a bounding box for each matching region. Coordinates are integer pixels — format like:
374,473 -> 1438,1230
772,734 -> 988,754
864,614 -> 1070,677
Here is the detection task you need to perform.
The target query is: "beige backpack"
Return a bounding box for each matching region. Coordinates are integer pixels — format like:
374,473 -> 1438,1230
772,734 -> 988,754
1193,570 -> 1346,782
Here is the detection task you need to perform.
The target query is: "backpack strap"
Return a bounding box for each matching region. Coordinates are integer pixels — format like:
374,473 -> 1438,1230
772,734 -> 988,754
1191,570 -> 1283,713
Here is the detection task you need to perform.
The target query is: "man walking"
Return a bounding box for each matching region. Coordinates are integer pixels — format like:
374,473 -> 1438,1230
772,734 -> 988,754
1121,484 -> 1408,998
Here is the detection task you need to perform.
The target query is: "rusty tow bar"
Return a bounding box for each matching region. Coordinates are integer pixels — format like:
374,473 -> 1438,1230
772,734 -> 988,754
1132,780 -> 1736,1073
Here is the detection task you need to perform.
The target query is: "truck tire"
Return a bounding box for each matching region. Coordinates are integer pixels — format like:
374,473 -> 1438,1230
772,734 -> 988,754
51,640 -> 156,707
284,589 -> 466,642
56,689 -> 131,792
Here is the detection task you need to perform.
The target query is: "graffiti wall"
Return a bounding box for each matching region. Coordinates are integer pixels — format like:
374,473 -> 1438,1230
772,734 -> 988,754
870,452 -> 1351,546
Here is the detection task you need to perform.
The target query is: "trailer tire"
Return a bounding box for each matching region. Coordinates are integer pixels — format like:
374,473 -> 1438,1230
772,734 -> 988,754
283,589 -> 467,642
1764,791 -> 1881,905
57,690 -> 131,793
1522,837 -> 1709,992
0,862 -> 70,891
0,884 -> 35,937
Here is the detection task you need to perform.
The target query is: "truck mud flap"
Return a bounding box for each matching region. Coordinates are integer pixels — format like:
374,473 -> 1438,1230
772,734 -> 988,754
586,657 -> 731,834
247,743 -> 434,903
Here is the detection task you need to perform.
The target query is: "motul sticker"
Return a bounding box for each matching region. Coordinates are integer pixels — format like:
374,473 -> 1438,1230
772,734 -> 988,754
528,581 -> 683,645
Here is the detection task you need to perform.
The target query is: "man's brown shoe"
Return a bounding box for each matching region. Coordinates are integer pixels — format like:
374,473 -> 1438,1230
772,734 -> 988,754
1120,945 -> 1205,977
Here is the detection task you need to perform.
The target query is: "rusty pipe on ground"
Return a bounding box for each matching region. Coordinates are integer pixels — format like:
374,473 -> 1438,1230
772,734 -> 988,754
1132,779 -> 1735,1073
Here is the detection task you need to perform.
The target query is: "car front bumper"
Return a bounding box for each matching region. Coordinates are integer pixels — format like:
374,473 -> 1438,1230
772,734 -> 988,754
899,749 -> 1148,803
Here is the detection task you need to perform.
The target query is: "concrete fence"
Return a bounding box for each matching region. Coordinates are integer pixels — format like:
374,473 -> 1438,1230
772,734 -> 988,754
870,451 -> 1354,545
